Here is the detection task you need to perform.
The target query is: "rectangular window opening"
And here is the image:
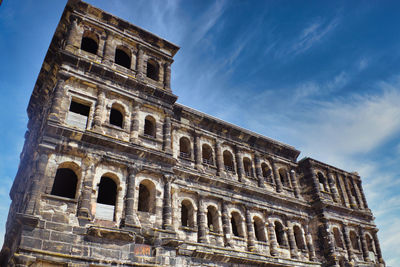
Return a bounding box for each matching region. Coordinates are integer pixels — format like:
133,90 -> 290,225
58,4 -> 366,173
67,100 -> 90,129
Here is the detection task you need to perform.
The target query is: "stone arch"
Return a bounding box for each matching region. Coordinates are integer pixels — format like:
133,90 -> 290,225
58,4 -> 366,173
206,205 -> 220,233
230,211 -> 245,238
114,45 -> 131,69
144,115 -> 156,137
278,168 -> 290,187
146,58 -> 159,81
50,161 -> 80,199
109,102 -> 125,128
202,144 -> 214,165
223,150 -> 235,172
243,157 -> 253,177
81,30 -> 99,54
179,136 -> 191,158
274,220 -> 287,247
180,199 -> 195,228
253,216 -> 267,242
137,179 -> 156,213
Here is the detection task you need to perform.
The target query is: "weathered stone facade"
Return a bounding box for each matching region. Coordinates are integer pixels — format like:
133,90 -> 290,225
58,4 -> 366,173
0,1 -> 385,266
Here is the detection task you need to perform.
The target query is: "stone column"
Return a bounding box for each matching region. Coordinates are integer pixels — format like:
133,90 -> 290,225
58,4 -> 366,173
163,117 -> 172,153
373,231 -> 384,265
215,141 -> 224,176
352,178 -> 364,209
267,221 -> 278,256
344,176 -> 357,209
164,62 -> 171,90
322,219 -> 337,265
305,225 -> 316,261
336,174 -> 350,207
137,45 -> 144,80
194,133 -> 202,170
130,104 -> 140,143
78,159 -> 96,220
123,166 -> 141,227
235,146 -> 244,182
254,153 -> 265,188
327,171 -> 340,203
93,89 -> 105,129
221,201 -> 232,247
197,196 -> 207,243
310,169 -> 322,200
357,180 -> 369,209
48,80 -> 66,122
290,170 -> 300,198
65,16 -> 80,52
103,31 -> 115,64
271,160 -> 283,193
342,224 -> 354,261
162,175 -> 173,230
287,222 -> 298,259
359,227 -> 369,262
245,208 -> 256,251
26,153 -> 49,215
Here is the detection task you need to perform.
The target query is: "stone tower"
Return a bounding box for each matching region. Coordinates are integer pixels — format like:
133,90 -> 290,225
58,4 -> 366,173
0,1 -> 385,266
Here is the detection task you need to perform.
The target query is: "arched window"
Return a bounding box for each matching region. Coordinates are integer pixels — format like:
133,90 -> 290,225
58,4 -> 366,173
333,227 -> 344,248
96,176 -> 117,221
243,157 -> 253,177
181,200 -> 194,228
293,225 -> 306,250
366,234 -> 374,252
115,47 -> 131,69
202,144 -> 213,165
261,163 -> 272,183
137,180 -> 155,213
144,115 -> 156,138
275,221 -> 286,247
350,231 -> 360,251
179,137 -> 191,158
207,206 -> 219,232
223,150 -> 234,172
253,217 -> 266,242
109,104 -> 123,128
146,59 -> 159,81
81,32 -> 98,54
51,168 -> 78,199
279,168 -> 290,187
231,212 -> 244,237
318,172 -> 328,192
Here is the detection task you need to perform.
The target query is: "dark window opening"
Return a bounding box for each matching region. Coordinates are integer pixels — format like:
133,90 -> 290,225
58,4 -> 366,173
115,48 -> 131,68
231,212 -> 243,237
138,184 -> 150,212
243,158 -> 253,177
146,60 -> 159,81
279,169 -> 289,187
231,217 -> 239,237
261,163 -> 272,183
181,202 -> 190,227
51,168 -> 78,199
333,228 -> 344,249
202,144 -> 213,165
110,108 -> 123,127
207,210 -> 213,230
275,222 -> 285,246
350,231 -> 360,250
97,177 -> 117,206
318,172 -> 328,192
69,101 -> 90,116
223,151 -> 234,172
144,116 -> 156,137
179,137 -> 191,158
254,218 -> 266,242
207,206 -> 218,232
81,37 -> 98,55
293,226 -> 305,250
366,235 -> 374,252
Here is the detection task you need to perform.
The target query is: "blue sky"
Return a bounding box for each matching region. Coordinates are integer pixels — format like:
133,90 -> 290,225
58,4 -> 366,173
1,0 -> 400,265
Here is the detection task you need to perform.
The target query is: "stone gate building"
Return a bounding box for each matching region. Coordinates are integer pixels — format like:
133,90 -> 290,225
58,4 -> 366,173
0,1 -> 385,266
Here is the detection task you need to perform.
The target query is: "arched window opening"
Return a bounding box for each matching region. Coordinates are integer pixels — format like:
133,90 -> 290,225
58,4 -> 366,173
223,151 -> 234,172
275,221 -> 286,247
366,235 -> 374,252
261,163 -> 272,183
293,225 -> 306,250
96,176 -> 117,221
115,48 -> 131,69
243,157 -> 253,177
333,228 -> 344,249
202,144 -> 213,165
110,106 -> 123,128
253,217 -> 266,242
144,116 -> 156,138
146,60 -> 159,81
231,212 -> 243,237
318,172 -> 328,192
179,137 -> 191,158
350,231 -> 360,251
279,168 -> 290,187
51,168 -> 78,199
207,206 -> 218,232
138,183 -> 150,212
81,33 -> 98,54
181,200 -> 194,228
